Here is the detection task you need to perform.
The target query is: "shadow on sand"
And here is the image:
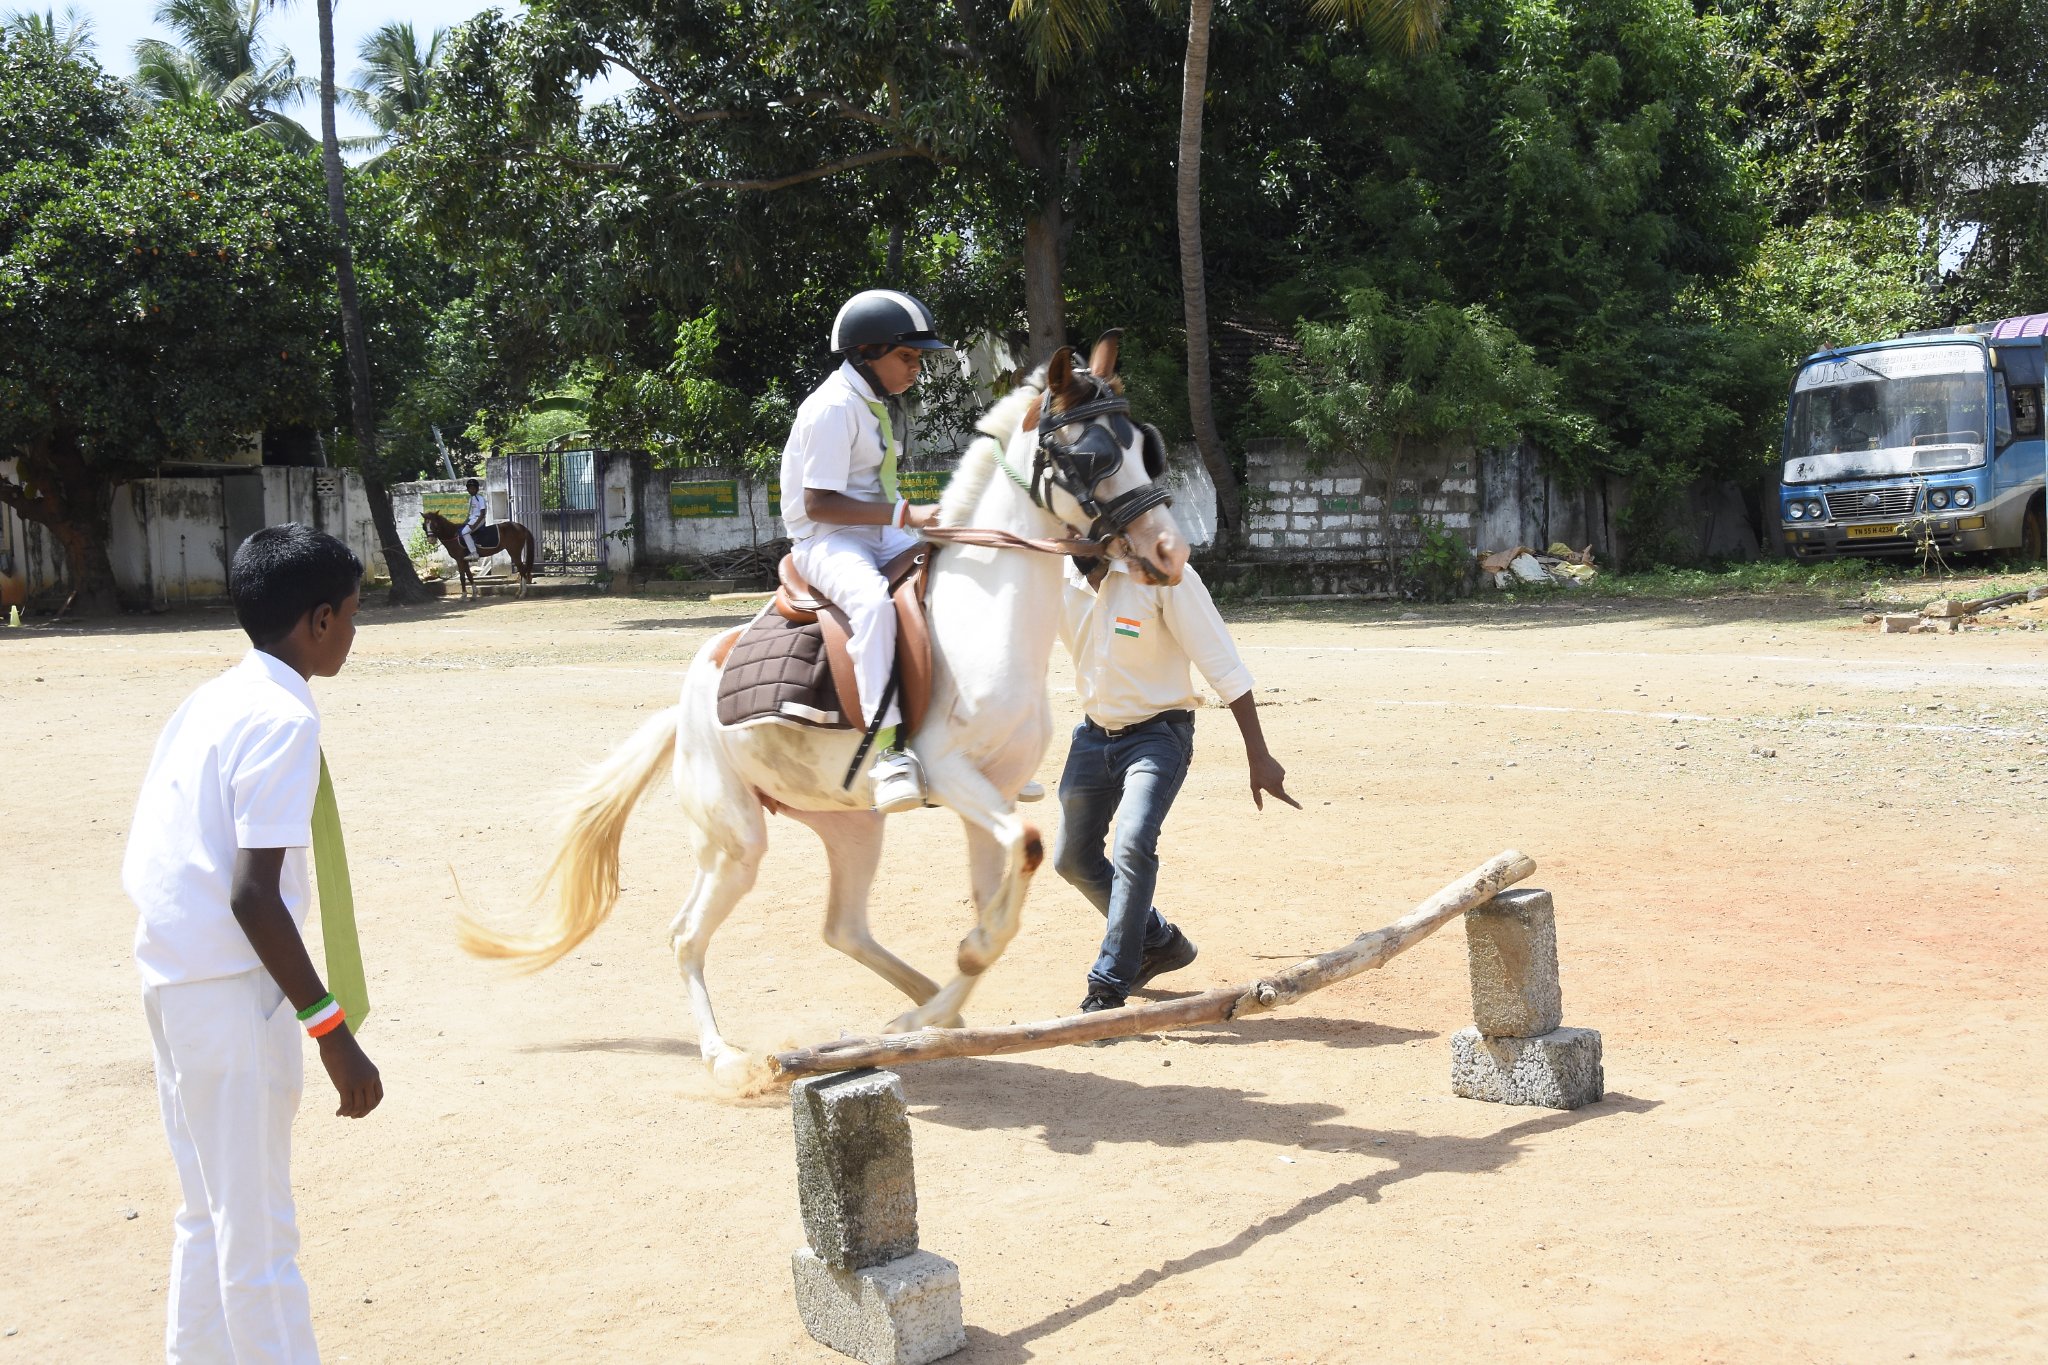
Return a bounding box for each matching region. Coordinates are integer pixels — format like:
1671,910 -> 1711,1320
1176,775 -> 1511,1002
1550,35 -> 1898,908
893,1056 -> 1656,1360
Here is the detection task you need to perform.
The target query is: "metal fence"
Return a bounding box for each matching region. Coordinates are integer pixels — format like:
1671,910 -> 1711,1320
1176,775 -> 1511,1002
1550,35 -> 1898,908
503,450 -> 606,574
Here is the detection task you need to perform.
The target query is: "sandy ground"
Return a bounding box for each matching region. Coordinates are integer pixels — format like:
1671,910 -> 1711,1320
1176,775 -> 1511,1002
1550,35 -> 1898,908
4,586 -> 2046,1363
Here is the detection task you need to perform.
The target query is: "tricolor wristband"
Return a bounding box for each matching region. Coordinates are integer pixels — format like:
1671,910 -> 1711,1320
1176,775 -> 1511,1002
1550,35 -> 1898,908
297,994 -> 345,1037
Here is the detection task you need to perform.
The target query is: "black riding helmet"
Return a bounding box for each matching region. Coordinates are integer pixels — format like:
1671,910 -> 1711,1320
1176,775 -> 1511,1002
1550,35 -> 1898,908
830,290 -> 950,355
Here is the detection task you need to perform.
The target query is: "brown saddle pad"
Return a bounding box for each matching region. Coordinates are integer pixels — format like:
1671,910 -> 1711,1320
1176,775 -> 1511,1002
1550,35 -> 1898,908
716,610 -> 846,728
717,548 -> 933,734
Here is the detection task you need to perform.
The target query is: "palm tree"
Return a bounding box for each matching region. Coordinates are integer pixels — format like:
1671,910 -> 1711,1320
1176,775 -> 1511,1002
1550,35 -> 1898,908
3,4 -> 95,60
131,0 -> 312,148
309,0 -> 431,602
1013,0 -> 1443,536
343,20 -> 443,157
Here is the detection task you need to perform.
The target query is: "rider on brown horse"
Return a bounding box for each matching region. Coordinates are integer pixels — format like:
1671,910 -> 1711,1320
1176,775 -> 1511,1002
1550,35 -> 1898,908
460,479 -> 487,558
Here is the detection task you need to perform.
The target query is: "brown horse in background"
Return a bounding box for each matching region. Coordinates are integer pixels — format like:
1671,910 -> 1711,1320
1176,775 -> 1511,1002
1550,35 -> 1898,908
422,510 -> 537,598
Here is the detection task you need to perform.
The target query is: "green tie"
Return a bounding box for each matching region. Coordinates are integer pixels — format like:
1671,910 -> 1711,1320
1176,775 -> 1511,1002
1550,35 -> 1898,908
311,751 -> 370,1030
863,399 -> 900,503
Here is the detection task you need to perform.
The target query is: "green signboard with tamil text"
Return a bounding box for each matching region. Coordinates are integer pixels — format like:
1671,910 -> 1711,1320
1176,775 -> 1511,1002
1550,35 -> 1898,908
422,491 -> 470,521
670,480 -> 739,518
897,469 -> 950,503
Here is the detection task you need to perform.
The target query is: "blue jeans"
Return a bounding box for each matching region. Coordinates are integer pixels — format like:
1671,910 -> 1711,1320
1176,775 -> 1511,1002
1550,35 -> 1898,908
1052,715 -> 1194,998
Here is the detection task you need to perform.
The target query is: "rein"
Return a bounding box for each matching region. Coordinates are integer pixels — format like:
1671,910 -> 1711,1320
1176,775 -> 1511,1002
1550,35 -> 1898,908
920,525 -> 1105,557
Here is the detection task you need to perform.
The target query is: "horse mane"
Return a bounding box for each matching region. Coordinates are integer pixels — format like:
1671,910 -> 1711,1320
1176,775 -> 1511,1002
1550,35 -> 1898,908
938,376 -> 1044,526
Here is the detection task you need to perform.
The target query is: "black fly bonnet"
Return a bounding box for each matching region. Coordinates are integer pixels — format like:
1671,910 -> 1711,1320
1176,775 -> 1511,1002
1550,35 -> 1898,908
1030,370 -> 1173,544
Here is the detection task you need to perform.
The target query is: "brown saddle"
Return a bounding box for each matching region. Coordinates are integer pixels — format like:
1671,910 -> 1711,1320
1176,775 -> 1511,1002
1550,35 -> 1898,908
715,547 -> 933,735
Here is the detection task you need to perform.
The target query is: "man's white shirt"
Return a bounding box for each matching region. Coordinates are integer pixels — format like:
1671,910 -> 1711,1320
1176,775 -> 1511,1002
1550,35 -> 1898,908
780,361 -> 894,541
125,649 -> 321,987
1058,559 -> 1255,729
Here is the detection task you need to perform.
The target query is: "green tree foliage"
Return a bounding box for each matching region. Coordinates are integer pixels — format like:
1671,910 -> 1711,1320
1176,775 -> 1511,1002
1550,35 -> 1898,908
345,21 -> 442,158
1255,287 -> 1557,497
0,39 -> 332,610
2,5 -> 94,62
1719,0 -> 2048,334
1154,0 -> 1780,559
131,0 -> 313,150
389,0 -> 1165,463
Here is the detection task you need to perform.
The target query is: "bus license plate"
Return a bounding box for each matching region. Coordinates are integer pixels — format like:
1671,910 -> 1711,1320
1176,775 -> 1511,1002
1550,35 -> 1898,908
1845,523 -> 1901,539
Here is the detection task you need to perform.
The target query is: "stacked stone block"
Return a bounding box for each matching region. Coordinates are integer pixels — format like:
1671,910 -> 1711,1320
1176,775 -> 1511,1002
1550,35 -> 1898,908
789,1069 -> 966,1365
1240,440 -> 1478,557
1450,888 -> 1604,1109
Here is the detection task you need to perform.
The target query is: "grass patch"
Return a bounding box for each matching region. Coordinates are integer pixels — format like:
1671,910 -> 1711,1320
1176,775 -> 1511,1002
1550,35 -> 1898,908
1494,556 -> 2048,606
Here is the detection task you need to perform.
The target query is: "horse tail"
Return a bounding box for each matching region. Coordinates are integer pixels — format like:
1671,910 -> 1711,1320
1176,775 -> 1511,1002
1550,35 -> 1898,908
520,523 -> 536,580
457,706 -> 679,970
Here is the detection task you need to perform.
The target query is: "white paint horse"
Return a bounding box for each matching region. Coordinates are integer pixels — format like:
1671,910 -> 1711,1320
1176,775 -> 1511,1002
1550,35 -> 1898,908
460,335 -> 1189,1090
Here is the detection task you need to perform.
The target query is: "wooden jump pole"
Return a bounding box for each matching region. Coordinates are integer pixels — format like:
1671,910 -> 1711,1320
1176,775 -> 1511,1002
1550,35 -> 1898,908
770,848 -> 1536,1079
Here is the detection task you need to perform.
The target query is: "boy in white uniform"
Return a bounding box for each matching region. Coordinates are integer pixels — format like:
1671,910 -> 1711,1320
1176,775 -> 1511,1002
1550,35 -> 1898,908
460,478 -> 487,558
1054,553 -> 1299,1014
125,523 -> 384,1362
781,290 -> 950,813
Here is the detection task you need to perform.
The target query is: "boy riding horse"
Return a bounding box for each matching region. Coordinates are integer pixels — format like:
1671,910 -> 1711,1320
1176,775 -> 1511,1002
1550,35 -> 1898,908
460,479 -> 488,558
779,290 -> 951,814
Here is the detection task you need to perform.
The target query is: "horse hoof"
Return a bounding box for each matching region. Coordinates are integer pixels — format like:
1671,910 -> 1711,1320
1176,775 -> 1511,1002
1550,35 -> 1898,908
708,1049 -> 766,1094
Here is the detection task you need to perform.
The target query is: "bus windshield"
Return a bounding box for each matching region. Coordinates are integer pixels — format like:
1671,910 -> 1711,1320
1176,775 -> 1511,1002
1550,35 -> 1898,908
1784,343 -> 1988,484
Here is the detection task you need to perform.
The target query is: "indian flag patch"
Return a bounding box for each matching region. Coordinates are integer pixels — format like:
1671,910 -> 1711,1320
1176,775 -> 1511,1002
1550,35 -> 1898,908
1113,616 -> 1142,639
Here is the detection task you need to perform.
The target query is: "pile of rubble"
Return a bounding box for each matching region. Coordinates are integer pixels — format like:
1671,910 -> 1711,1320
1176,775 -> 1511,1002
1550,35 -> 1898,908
1480,543 -> 1598,589
1869,585 -> 2048,633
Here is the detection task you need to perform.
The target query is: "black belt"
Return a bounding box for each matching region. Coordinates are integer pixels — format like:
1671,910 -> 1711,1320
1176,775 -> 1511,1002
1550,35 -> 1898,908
1085,709 -> 1193,739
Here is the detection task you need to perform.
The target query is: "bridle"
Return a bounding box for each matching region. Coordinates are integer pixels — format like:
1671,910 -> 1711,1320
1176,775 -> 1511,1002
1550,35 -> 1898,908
1028,377 -> 1173,545
924,369 -> 1175,565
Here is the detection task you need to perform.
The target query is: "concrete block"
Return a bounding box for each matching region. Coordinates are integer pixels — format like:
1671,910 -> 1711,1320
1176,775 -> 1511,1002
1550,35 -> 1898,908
1451,1026 -> 1603,1109
1248,531 -> 1275,548
792,1248 -> 966,1365
1879,614 -> 1920,633
791,1070 -> 919,1270
1464,889 -> 1562,1037
1334,477 -> 1362,495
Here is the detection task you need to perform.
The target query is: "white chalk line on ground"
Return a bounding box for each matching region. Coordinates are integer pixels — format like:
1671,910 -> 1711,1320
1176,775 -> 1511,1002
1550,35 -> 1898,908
1349,696 -> 2030,738
1246,642 -> 2048,691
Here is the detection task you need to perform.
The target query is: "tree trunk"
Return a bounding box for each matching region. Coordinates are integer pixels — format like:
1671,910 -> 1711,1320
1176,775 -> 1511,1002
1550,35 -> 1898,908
1022,205 -> 1066,366
1008,90 -> 1069,368
317,0 -> 428,606
1176,0 -> 1244,538
0,435 -> 127,616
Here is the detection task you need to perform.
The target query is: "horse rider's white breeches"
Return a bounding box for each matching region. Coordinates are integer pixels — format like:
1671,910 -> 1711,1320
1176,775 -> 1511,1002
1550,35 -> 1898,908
791,524 -> 920,731
461,528 -> 479,556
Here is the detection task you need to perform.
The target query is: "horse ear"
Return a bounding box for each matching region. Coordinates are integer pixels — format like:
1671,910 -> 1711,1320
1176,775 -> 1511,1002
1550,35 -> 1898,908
1088,329 -> 1124,379
1046,346 -> 1080,407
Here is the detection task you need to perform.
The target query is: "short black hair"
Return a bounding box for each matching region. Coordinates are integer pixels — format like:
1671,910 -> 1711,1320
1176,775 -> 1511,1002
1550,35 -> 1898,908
466,479 -> 480,491
230,524 -> 363,646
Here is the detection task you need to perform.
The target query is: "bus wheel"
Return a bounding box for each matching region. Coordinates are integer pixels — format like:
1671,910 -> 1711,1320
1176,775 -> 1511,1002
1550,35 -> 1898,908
2025,497 -> 2047,562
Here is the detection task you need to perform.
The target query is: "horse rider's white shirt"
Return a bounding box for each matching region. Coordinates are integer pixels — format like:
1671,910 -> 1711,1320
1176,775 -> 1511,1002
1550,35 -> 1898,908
1058,559 -> 1255,730
781,361 -> 895,541
125,648 -> 320,987
466,493 -> 487,529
